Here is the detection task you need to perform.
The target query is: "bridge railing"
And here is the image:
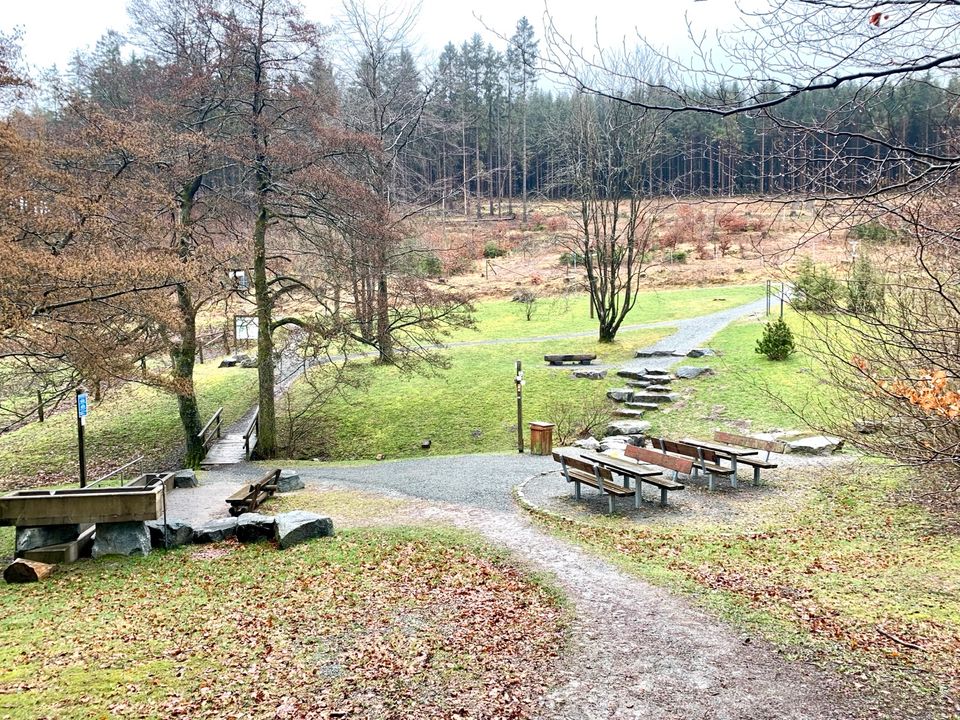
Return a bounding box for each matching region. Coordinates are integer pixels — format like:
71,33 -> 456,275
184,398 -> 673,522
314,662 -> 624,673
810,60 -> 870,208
198,407 -> 223,451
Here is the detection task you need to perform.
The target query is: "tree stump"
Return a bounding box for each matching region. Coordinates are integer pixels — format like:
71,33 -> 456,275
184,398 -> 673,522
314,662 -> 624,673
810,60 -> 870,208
4,558 -> 55,583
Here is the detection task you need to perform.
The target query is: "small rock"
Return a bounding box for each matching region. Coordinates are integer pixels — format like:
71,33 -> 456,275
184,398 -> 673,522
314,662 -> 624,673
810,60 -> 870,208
675,366 -> 715,380
606,387 -> 634,402
193,517 -> 239,544
572,437 -> 601,451
218,357 -> 238,368
786,435 -> 844,455
276,470 -> 304,493
15,524 -> 82,555
236,513 -> 276,543
146,520 -> 194,548
635,349 -> 676,358
275,511 -> 334,549
605,420 -> 651,437
174,469 -> 199,488
92,521 -> 151,558
238,356 -> 258,369
421,439 -> 432,449
687,348 -> 716,358
853,420 -> 882,434
571,368 -> 607,380
375,453 -> 385,461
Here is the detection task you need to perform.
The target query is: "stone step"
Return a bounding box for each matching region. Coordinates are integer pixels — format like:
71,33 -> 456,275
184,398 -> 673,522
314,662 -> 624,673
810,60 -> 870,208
626,402 -> 660,411
616,369 -> 645,381
614,408 -> 646,419
643,369 -> 671,377
635,349 -> 676,358
631,392 -> 679,404
641,375 -> 671,384
606,388 -> 634,402
646,384 -> 673,392
626,380 -> 650,389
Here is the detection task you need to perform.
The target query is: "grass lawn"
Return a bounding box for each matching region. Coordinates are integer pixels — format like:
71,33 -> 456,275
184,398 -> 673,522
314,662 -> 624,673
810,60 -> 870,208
0,363 -> 258,491
0,525 -> 566,719
448,284 -> 764,341
282,326 -> 673,461
525,462 -> 960,710
648,312 -> 837,438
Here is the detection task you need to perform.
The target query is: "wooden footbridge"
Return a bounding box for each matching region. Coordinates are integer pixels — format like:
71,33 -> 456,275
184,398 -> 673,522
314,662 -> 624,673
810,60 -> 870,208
199,406 -> 259,468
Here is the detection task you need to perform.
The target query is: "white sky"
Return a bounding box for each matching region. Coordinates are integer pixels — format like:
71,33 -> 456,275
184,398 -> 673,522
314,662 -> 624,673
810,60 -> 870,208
3,0 -> 745,74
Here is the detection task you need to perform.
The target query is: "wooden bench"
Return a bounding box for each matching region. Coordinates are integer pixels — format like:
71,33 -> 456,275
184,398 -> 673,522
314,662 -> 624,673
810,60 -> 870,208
544,354 -> 597,366
580,449 -> 684,507
647,438 -> 737,490
713,431 -> 784,484
225,469 -> 280,516
552,449 -> 635,513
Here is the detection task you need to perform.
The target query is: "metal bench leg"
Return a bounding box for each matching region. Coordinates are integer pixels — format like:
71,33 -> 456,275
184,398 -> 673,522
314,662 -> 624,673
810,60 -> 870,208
635,481 -> 642,509
574,480 -> 581,500
660,488 -> 668,507
608,494 -> 614,514
708,473 -> 715,492
730,469 -> 738,489
753,466 -> 761,486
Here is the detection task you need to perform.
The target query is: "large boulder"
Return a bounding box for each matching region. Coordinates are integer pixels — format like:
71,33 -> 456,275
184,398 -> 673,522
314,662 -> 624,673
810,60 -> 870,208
193,517 -> 239,544
146,520 -> 194,548
236,513 -> 276,543
572,437 -> 601,451
92,521 -> 151,558
15,524 -> 82,555
571,368 -> 607,380
275,511 -> 334,550
786,435 -> 844,455
599,435 -> 645,452
276,470 -> 305,493
605,420 -> 651,437
675,366 -> 715,380
606,387 -> 634,402
174,469 -> 199,489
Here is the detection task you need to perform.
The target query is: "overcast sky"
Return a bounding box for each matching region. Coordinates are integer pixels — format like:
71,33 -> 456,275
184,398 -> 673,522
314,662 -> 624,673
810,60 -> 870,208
4,0 -> 745,75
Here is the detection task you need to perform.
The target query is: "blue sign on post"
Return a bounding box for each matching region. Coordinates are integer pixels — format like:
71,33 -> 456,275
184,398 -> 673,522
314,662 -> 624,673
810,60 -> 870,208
77,393 -> 88,420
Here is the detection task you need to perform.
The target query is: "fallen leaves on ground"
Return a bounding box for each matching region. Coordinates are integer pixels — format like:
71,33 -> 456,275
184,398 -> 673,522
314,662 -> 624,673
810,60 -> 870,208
0,527 -> 567,719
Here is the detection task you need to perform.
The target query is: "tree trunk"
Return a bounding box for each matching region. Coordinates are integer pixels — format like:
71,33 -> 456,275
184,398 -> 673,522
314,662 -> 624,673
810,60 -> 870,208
171,285 -> 204,468
252,204 -> 276,458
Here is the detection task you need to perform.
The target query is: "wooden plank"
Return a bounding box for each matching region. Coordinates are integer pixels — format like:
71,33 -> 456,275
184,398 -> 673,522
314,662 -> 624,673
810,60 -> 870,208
625,445 -> 694,475
577,451 -> 663,478
714,431 -> 786,454
681,437 -> 759,457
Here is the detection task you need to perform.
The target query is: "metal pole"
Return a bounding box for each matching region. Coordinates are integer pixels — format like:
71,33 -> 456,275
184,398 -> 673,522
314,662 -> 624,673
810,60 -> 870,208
515,360 -> 524,454
780,282 -> 785,318
76,388 -> 87,488
766,280 -> 771,316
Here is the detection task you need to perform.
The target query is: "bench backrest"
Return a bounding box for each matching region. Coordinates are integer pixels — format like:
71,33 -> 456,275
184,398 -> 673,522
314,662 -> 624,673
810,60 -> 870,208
713,431 -> 786,454
650,438 -> 718,463
554,451 -> 614,481
625,444 -> 694,474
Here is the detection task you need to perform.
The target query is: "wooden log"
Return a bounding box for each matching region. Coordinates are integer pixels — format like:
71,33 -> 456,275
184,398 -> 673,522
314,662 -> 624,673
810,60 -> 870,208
4,558 -> 55,583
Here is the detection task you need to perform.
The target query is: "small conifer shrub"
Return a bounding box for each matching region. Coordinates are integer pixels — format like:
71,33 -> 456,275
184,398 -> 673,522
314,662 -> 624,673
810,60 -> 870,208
756,318 -> 796,361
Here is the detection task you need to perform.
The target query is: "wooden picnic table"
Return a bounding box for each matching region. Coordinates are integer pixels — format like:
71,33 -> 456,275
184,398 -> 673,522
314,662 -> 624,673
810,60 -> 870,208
680,437 -> 758,476
577,449 -> 684,507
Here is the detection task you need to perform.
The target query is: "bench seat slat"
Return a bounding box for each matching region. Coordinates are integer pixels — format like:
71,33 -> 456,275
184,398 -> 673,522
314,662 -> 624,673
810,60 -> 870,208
564,468 -> 635,496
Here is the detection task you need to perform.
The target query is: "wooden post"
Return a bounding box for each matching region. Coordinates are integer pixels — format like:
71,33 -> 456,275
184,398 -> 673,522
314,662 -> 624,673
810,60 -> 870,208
515,360 -> 524,454
36,390 -> 44,423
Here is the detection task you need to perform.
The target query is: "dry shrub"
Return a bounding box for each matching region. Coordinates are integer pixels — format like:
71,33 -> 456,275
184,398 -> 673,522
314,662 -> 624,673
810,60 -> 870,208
545,394 -> 614,445
661,204 -> 705,250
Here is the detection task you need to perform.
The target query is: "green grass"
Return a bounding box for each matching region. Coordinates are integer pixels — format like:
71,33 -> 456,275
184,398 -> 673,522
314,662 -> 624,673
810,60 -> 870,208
649,311 -> 833,438
283,326 -> 672,461
448,284 -> 764,341
527,462 -> 960,707
0,362 -> 258,490
0,526 -> 566,719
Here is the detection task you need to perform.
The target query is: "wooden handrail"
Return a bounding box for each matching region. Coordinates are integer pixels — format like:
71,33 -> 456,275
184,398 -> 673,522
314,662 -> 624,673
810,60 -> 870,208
198,407 -> 223,449
243,407 -> 259,460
